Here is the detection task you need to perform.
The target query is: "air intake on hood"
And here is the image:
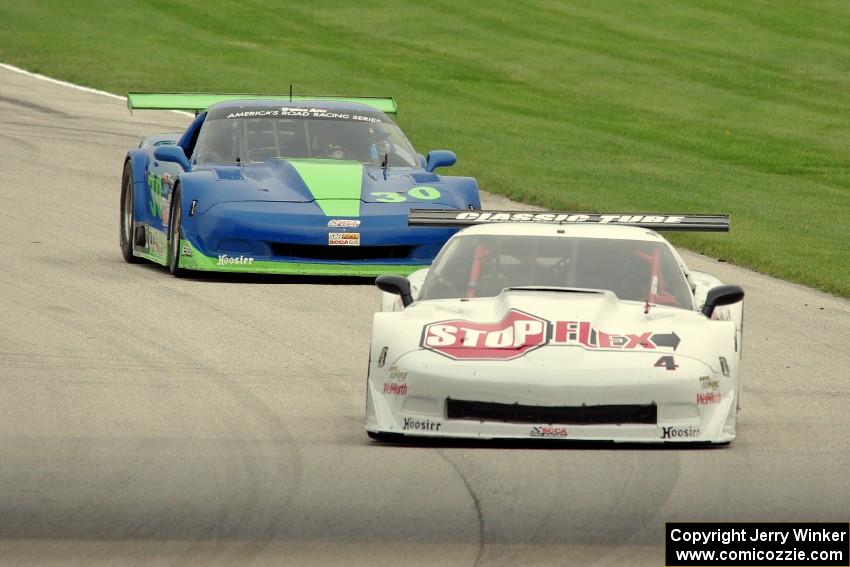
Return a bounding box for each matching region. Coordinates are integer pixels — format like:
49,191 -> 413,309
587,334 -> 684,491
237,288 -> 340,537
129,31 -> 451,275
445,399 -> 657,425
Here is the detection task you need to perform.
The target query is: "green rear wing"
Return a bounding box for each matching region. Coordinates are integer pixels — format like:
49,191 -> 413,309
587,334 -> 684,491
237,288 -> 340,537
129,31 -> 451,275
127,92 -> 398,117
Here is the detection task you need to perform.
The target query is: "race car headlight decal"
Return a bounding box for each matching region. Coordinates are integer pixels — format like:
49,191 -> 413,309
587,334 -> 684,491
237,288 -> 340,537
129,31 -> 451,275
719,356 -> 730,377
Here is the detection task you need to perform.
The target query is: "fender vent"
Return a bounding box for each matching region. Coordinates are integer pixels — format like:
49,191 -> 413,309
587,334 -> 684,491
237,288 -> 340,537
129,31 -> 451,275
134,225 -> 147,246
445,399 -> 657,425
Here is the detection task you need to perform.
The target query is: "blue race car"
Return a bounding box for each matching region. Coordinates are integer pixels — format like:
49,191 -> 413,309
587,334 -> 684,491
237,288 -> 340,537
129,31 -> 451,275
120,93 -> 481,276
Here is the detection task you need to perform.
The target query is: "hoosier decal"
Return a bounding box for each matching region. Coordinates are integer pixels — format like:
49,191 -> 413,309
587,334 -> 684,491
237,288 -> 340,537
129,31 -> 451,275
403,418 -> 441,431
421,309 -> 681,360
661,426 -> 700,439
217,255 -> 255,266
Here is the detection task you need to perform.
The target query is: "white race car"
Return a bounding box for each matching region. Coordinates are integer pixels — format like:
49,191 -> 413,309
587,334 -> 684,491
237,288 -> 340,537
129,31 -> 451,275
366,210 -> 744,444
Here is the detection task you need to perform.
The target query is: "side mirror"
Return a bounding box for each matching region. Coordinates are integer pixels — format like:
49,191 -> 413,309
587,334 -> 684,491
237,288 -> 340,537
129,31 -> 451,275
701,285 -> 745,318
375,274 -> 413,307
154,145 -> 191,171
425,150 -> 456,173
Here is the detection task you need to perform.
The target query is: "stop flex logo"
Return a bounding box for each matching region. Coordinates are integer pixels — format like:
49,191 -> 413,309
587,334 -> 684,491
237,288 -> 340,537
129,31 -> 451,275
422,309 -> 548,360
421,309 -> 681,361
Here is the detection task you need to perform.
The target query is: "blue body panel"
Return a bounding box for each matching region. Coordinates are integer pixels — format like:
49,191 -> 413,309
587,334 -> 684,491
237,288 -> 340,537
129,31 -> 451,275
124,99 -> 480,273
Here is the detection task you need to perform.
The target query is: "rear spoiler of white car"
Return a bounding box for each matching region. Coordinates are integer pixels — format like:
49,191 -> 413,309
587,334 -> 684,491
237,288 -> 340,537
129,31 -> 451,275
408,209 -> 730,232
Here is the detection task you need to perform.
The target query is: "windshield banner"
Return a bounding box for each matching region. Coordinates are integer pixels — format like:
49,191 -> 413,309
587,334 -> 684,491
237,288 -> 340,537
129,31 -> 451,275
208,106 -> 386,123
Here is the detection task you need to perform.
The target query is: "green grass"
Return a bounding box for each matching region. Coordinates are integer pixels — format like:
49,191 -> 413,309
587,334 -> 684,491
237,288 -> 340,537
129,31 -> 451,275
2,0 -> 850,295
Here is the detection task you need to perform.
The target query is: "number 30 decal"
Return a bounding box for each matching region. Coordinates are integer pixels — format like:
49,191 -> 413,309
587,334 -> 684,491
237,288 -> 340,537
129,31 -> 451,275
371,186 -> 441,203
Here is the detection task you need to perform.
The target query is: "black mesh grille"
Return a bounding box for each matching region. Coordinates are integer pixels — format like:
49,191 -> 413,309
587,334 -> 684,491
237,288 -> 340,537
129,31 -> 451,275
268,242 -> 415,261
445,399 -> 657,425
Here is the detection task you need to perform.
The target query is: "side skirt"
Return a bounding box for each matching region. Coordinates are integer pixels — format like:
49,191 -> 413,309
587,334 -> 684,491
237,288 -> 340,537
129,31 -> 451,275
131,223 -> 168,266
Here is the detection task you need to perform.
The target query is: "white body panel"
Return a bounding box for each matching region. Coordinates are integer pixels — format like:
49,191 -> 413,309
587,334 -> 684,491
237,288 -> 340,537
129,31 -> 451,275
367,224 -> 744,444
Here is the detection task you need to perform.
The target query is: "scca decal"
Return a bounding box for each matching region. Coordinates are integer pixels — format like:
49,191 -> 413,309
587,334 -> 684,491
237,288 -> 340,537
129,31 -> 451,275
421,309 -> 681,360
530,426 -> 568,438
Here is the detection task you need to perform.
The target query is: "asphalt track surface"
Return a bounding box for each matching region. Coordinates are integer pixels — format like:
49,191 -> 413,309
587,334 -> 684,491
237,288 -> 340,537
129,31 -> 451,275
1,64 -> 849,566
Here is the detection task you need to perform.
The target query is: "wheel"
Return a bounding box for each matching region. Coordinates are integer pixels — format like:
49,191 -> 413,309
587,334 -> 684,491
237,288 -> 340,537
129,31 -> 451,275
167,187 -> 187,277
119,161 -> 142,263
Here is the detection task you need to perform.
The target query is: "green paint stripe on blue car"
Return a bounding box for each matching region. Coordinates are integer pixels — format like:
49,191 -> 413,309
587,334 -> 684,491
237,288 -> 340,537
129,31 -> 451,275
287,159 -> 363,217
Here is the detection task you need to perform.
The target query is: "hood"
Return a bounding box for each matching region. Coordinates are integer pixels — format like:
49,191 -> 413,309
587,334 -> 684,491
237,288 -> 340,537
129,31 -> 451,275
376,288 -> 736,370
191,158 -> 459,217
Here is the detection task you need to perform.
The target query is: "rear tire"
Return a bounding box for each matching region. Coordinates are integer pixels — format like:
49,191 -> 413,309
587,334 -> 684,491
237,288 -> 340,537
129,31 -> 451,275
120,161 -> 141,263
168,187 -> 187,277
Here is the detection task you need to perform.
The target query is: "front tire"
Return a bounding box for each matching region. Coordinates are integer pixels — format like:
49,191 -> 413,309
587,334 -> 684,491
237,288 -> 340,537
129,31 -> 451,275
168,187 -> 187,277
120,161 -> 141,263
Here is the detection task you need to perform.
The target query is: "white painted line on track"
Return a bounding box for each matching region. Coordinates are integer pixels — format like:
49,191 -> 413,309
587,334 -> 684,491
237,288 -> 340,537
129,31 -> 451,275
0,61 -> 125,100
0,61 -> 194,116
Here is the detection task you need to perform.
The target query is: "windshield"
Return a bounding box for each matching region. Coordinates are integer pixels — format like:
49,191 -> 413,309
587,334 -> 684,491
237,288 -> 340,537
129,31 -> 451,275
194,105 -> 418,166
419,234 -> 692,308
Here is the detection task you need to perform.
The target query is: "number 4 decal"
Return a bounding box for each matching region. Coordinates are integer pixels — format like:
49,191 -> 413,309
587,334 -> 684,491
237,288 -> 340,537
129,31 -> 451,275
654,356 -> 678,371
